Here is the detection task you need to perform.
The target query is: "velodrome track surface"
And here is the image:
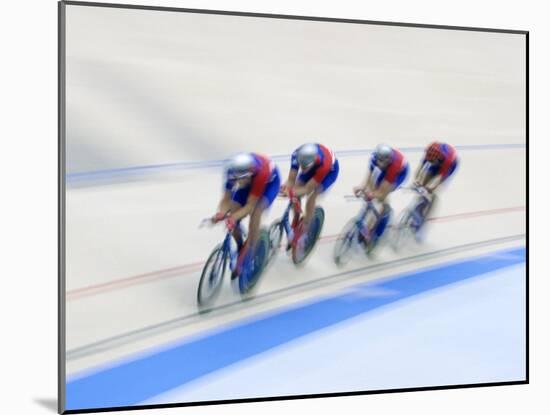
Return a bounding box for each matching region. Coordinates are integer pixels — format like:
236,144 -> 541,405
64,146 -> 526,374
63,145 -> 526,409
63,7 -> 526,409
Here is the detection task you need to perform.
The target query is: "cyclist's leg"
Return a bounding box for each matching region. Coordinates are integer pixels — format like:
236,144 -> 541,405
376,165 -> 407,235
242,170 -> 280,268
423,158 -> 457,220
366,182 -> 391,232
308,159 -> 339,226
375,201 -> 392,237
251,168 -> 281,246
230,188 -> 249,250
290,175 -> 308,239
294,169 -> 311,219
303,189 -> 318,227
303,160 -> 339,231
428,191 -> 438,212
240,201 -> 265,260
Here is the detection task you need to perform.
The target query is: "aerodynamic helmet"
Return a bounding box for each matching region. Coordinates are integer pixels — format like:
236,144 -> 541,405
374,144 -> 393,164
426,142 -> 443,162
297,143 -> 318,170
226,153 -> 255,179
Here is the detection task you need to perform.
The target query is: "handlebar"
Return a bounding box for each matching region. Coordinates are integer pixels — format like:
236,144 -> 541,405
201,213 -> 241,234
199,215 -> 232,230
404,184 -> 431,197
276,191 -> 303,219
199,217 -> 215,228
278,189 -> 302,204
344,189 -> 373,202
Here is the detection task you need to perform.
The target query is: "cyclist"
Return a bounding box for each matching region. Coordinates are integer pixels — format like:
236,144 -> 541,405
353,144 -> 409,240
212,152 -> 281,277
412,141 -> 459,219
281,143 -> 340,248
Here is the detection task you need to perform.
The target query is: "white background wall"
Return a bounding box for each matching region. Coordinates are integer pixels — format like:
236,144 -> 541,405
0,1 -> 543,415
64,5 -> 524,173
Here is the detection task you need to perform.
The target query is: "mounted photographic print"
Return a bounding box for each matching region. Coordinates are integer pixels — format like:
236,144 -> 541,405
58,1 -> 528,413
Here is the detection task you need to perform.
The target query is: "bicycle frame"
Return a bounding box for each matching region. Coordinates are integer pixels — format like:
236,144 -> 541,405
220,231 -> 235,272
200,218 -> 241,274
198,215 -> 264,306
404,186 -> 432,229
278,197 -> 303,243
353,196 -> 383,239
334,194 -> 386,266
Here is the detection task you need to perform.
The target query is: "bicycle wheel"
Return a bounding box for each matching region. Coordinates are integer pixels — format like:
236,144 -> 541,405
391,209 -> 416,252
239,229 -> 270,295
292,207 -> 325,265
364,234 -> 378,255
333,218 -> 359,266
197,244 -> 227,307
267,219 -> 284,264
362,210 -> 390,256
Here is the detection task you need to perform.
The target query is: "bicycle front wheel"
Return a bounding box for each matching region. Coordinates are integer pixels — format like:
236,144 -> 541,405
197,244 -> 227,307
334,218 -> 359,266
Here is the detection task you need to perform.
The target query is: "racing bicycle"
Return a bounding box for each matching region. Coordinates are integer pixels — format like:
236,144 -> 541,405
391,185 -> 433,251
333,191 -> 392,266
267,194 -> 325,265
197,218 -> 270,307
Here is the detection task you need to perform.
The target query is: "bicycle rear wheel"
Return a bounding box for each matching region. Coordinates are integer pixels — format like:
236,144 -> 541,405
292,206 -> 325,265
239,229 -> 270,295
197,244 -> 227,307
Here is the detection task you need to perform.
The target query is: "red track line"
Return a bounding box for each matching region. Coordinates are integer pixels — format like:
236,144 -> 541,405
67,261 -> 204,300
318,205 -> 526,242
66,205 -> 525,301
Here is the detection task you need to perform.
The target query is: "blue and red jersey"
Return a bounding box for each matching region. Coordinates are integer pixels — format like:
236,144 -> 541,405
369,147 -> 409,188
290,143 -> 337,184
421,143 -> 458,180
224,153 -> 277,197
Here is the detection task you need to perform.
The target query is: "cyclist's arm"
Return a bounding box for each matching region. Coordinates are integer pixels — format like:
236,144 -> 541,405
285,149 -> 300,189
426,175 -> 443,192
285,168 -> 298,188
229,195 -> 259,221
415,161 -> 433,187
293,179 -> 318,197
356,156 -> 376,193
372,179 -> 392,200
364,170 -> 374,192
413,163 -> 423,183
217,190 -> 232,213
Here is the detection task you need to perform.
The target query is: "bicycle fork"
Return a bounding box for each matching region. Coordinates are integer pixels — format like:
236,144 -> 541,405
223,234 -> 238,274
